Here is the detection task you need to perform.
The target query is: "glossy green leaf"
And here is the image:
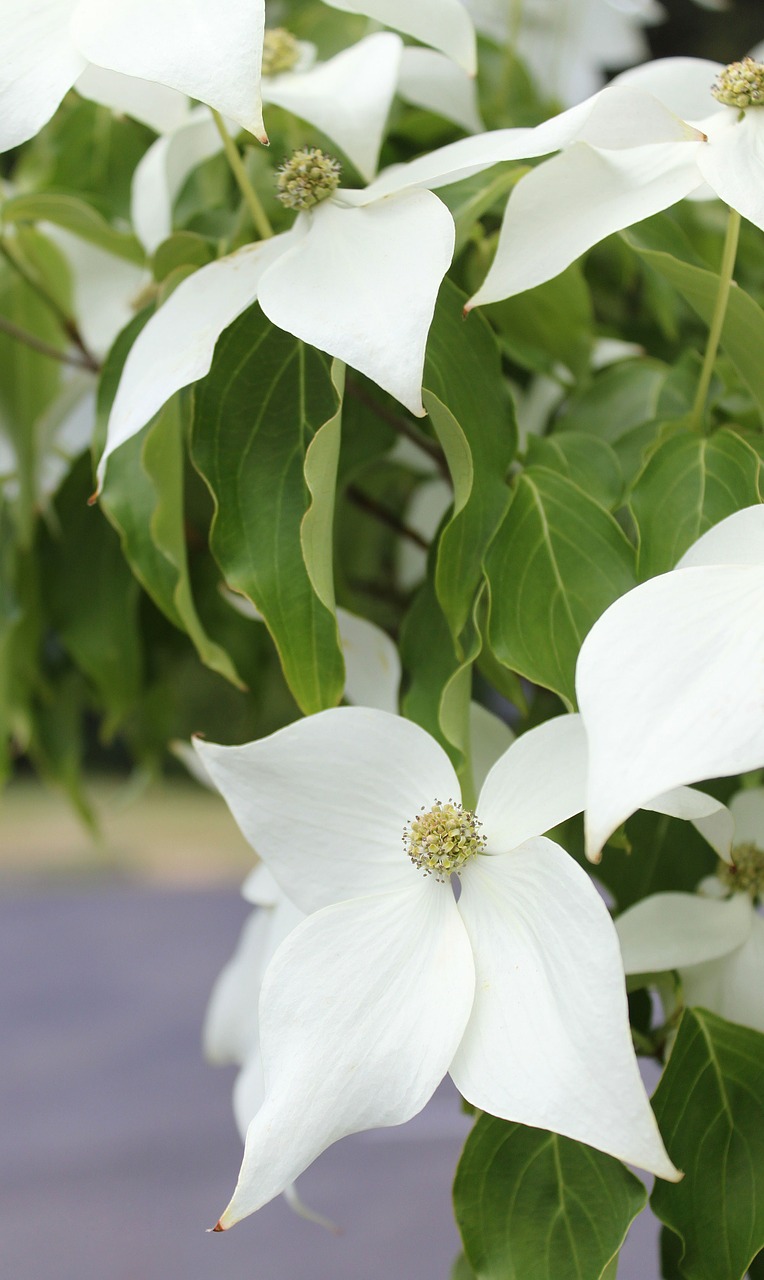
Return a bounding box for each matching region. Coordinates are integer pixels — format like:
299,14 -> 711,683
3,193 -> 145,265
486,467 -> 636,705
191,305 -> 344,715
100,399 -> 244,689
624,222 -> 764,420
454,1113 -> 646,1280
525,432 -> 624,510
651,1009 -> 764,1280
630,429 -> 762,579
424,279 -> 516,642
152,232 -> 216,282
595,806 -> 717,913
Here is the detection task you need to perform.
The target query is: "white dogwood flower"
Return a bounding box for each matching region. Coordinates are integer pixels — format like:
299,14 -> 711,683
1,0 -> 475,155
616,788 -> 764,1036
576,505 -> 764,861
467,54 -> 764,306
195,707 -> 679,1228
129,32 -> 482,256
97,80 -> 695,491
1,0 -> 269,152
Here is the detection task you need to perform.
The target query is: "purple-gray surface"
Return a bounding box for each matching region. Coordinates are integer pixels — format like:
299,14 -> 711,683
0,882 -> 663,1280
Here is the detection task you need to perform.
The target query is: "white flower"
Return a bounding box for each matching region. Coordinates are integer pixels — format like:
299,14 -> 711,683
130,32 -> 482,256
616,788 -> 764,1036
576,505 -> 764,861
0,0 -> 475,156
467,55 -> 764,307
96,80 -> 695,492
195,706 -> 678,1228
1,0 -> 269,152
462,0 -> 662,106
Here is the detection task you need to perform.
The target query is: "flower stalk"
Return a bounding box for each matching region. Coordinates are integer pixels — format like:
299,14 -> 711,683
211,110 -> 274,241
689,205 -> 741,433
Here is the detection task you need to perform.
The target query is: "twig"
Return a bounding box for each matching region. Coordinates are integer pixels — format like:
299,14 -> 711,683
0,313 -> 97,370
345,375 -> 449,478
0,238 -> 101,372
346,484 -> 429,550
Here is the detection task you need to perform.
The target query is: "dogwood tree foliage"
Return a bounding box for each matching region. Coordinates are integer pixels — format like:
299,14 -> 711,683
2,0 -> 764,1276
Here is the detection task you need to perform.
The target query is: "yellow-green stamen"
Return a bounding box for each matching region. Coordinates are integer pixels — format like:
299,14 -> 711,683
404,800 -> 486,881
712,58 -> 764,110
717,842 -> 764,900
276,148 -> 342,212
262,28 -> 301,78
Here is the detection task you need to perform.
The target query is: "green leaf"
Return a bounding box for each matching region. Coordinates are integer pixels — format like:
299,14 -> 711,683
651,1008 -> 764,1280
451,1253 -> 478,1280
630,429 -> 762,579
624,221 -> 764,420
424,279 -> 516,641
41,455 -> 143,732
596,806 -> 717,913
485,467 -> 636,705
400,570 -> 482,802
483,262 -> 593,378
454,1113 -> 646,1280
191,305 -> 344,715
3,193 -> 145,264
525,433 -> 624,511
554,359 -> 671,487
152,232 -> 216,282
99,399 -> 244,688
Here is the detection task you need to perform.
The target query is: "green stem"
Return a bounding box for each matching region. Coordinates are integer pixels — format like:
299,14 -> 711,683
211,111 -> 274,241
689,205 -> 741,433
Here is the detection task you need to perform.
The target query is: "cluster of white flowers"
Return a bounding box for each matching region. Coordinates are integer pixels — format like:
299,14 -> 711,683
5,0 -> 764,1245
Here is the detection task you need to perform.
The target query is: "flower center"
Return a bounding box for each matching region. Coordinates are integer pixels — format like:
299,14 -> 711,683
262,28 -> 301,77
717,842 -> 764,900
712,58 -> 764,110
404,800 -> 486,881
276,147 -> 342,212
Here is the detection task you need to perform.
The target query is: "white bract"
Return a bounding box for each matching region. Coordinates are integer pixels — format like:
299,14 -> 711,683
467,55 -> 764,306
462,0 -> 661,105
97,79 -> 695,491
195,707 -> 679,1228
130,33 -> 482,254
617,788 -> 764,1035
1,0 -> 475,155
1,0 -> 269,151
577,505 -> 764,861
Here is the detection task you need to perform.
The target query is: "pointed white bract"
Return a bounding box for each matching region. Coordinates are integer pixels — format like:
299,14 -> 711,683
577,506 -> 764,860
97,176 -> 455,489
617,788 -> 764,1035
2,0 -> 267,152
196,706 -> 678,1228
467,55 -> 764,307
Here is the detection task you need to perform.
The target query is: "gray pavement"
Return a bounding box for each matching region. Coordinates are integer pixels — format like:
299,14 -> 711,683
0,882 -> 663,1279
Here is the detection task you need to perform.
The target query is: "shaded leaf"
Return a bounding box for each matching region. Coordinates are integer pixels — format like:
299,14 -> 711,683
424,279 -> 516,642
100,399 -> 244,688
191,306 -> 344,715
3,192 -> 145,264
630,429 -> 762,579
485,467 -> 636,705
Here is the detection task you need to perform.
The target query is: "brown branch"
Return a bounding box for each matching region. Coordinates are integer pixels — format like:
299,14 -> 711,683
346,484 -> 429,550
345,375 -> 448,478
0,313 -> 97,370
0,239 -> 101,372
